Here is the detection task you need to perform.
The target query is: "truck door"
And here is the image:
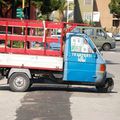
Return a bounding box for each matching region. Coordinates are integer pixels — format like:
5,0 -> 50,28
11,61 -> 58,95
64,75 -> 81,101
63,34 -> 97,82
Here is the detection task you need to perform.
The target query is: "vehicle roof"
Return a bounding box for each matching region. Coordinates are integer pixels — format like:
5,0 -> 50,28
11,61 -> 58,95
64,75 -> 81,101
75,26 -> 104,29
67,32 -> 87,37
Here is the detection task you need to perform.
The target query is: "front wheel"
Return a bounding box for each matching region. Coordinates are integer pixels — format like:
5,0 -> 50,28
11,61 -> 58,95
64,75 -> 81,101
9,73 -> 30,92
96,78 -> 114,93
103,43 -> 111,51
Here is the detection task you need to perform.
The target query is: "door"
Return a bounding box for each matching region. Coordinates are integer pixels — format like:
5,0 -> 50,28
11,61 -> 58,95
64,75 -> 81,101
94,29 -> 107,48
63,34 -> 97,82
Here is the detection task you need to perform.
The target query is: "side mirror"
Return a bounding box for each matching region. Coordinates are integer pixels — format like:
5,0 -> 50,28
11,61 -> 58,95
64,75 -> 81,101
93,48 -> 97,52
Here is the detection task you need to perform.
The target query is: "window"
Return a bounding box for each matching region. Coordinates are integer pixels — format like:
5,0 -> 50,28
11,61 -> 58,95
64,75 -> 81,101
113,20 -> 120,27
83,28 -> 94,36
84,0 -> 92,5
71,36 -> 93,53
96,29 -> 105,37
83,12 -> 92,21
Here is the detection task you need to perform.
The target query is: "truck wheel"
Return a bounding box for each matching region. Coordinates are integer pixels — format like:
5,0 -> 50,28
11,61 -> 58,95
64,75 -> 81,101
9,73 -> 30,92
96,78 -> 114,93
103,43 -> 111,51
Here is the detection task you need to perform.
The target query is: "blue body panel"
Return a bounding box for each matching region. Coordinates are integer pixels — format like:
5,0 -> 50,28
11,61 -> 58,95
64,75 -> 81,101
63,33 -> 105,83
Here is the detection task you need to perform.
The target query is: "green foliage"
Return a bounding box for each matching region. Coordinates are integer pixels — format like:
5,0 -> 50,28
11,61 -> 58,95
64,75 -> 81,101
32,0 -> 66,20
40,0 -> 66,15
13,41 -> 24,48
109,0 -> 120,18
0,0 -> 66,20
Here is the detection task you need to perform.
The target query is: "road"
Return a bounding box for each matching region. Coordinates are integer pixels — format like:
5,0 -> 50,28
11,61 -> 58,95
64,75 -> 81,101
0,42 -> 120,120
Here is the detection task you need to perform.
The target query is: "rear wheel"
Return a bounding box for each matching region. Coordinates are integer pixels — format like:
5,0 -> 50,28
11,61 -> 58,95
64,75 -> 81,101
103,43 -> 111,51
9,73 -> 30,92
96,78 -> 114,93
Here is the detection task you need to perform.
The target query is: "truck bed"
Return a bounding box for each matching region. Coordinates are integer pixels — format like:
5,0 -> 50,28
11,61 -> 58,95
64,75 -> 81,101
0,53 -> 63,71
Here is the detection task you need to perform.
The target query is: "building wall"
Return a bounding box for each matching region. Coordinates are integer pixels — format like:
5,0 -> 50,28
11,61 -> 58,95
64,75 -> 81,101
75,0 -> 116,32
79,0 -> 93,22
95,0 -> 113,31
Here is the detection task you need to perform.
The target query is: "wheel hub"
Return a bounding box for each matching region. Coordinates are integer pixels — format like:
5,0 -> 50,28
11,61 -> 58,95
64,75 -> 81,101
14,77 -> 24,87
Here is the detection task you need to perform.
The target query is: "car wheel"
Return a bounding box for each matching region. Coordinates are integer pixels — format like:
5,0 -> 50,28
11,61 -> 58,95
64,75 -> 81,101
9,73 -> 30,92
96,78 -> 114,93
103,43 -> 111,51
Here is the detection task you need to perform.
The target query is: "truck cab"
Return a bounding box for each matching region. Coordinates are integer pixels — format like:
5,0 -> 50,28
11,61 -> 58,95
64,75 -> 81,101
63,33 -> 104,83
61,33 -> 113,92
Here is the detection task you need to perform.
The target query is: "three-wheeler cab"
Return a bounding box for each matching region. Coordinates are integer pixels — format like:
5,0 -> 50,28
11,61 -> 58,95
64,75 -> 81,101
62,33 -> 114,92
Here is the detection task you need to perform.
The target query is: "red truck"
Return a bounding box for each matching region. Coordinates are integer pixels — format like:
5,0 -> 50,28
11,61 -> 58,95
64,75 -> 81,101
0,18 -> 114,92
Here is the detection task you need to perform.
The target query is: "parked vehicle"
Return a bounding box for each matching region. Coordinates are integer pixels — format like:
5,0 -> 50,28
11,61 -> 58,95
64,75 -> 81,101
0,18 -> 114,92
113,33 -> 120,41
72,26 -> 116,51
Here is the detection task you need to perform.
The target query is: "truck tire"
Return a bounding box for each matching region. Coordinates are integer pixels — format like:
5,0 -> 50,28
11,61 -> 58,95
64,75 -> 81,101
103,43 -> 111,51
96,78 -> 114,93
9,73 -> 30,92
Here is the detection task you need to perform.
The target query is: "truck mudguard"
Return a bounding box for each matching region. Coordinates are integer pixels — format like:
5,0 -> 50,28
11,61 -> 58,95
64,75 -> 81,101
8,68 -> 31,79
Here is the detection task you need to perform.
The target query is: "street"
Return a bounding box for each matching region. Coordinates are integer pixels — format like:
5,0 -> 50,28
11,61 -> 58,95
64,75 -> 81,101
0,41 -> 120,120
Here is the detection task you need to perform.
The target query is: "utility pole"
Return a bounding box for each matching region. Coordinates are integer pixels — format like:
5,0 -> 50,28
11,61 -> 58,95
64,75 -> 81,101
28,0 -> 31,19
22,0 -> 25,10
12,0 -> 16,18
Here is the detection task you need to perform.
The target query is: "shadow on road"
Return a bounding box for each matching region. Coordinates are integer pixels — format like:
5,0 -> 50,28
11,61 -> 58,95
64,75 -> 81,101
0,85 -> 10,91
15,84 -> 117,120
29,84 -> 117,94
15,84 -> 72,120
0,83 -> 117,94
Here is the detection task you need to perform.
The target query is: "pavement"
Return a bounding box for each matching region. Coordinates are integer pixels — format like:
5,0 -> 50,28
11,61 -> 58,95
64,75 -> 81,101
0,81 -> 26,120
0,42 -> 120,120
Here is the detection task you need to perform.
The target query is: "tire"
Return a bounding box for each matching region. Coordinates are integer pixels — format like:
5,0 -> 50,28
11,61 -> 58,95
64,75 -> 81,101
103,43 -> 111,51
96,78 -> 114,93
9,73 -> 30,92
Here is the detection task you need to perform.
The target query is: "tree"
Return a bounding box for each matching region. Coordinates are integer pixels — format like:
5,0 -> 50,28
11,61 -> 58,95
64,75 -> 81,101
0,0 -> 9,17
56,0 -> 67,21
40,0 -> 66,20
49,0 -> 67,22
0,0 -> 66,21
31,0 -> 43,19
0,0 -> 19,18
109,0 -> 120,18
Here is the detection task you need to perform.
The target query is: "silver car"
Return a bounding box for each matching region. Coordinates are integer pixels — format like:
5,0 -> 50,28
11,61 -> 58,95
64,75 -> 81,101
113,33 -> 120,41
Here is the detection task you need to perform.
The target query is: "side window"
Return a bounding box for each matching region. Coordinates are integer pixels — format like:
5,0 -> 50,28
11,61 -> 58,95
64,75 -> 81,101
83,28 -> 94,36
71,36 -> 93,53
96,29 -> 105,37
72,27 -> 81,33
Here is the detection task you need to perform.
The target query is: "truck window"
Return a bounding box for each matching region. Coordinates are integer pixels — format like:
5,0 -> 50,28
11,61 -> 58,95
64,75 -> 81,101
71,36 -> 93,53
96,29 -> 105,37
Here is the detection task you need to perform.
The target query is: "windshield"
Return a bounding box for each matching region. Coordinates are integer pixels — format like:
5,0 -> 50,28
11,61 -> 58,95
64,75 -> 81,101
84,34 -> 100,53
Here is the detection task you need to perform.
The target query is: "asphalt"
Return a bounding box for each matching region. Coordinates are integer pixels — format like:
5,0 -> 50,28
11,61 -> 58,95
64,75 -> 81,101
15,85 -> 72,120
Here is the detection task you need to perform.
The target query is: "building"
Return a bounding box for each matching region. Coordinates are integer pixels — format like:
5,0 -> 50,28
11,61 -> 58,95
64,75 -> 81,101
74,0 -> 93,23
94,0 -> 113,32
74,0 -> 120,33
